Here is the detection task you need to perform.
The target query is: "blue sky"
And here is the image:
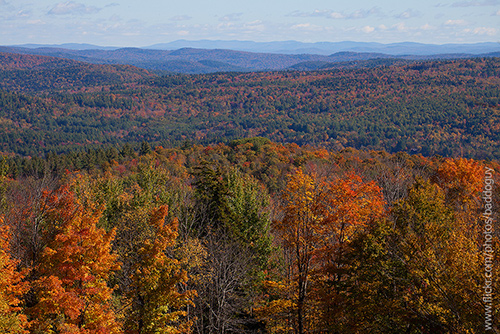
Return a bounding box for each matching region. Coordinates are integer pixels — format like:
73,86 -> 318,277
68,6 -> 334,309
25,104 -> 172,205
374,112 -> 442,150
1,0 -> 499,46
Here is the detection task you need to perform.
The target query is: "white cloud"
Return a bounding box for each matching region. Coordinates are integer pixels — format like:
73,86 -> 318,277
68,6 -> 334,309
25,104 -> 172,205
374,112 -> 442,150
349,7 -> 382,19
289,9 -> 330,18
48,1 -> 101,15
421,23 -> 434,30
472,27 -> 497,35
289,7 -> 383,20
397,9 -> 422,19
394,22 -> 407,31
445,19 -> 467,25
290,23 -> 324,32
219,13 -> 243,22
292,23 -> 311,29
27,19 -> 45,25
2,8 -> 31,19
243,20 -> 266,32
495,10 -> 500,15
361,25 -> 375,33
329,12 -> 344,19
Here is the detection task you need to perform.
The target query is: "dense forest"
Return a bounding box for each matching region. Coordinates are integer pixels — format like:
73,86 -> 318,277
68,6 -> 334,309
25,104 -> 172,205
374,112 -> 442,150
0,52 -> 499,159
0,50 -> 499,333
0,138 -> 498,333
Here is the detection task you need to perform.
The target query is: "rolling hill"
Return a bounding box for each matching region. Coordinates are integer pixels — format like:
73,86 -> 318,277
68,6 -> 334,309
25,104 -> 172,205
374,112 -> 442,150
0,51 -> 498,160
1,43 -> 499,74
0,52 -> 154,92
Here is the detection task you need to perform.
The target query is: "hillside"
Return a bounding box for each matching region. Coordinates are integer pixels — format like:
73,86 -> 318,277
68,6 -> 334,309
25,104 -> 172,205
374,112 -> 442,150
15,40 -> 500,55
0,52 -> 498,159
0,50 -> 499,333
1,136 -> 497,333
1,44 -> 498,74
0,52 -> 154,92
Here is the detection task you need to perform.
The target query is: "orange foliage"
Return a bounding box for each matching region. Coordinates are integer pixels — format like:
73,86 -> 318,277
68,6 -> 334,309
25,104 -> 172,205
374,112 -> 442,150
436,157 -> 484,209
315,173 -> 385,272
30,186 -> 121,334
0,217 -> 29,333
265,168 -> 385,333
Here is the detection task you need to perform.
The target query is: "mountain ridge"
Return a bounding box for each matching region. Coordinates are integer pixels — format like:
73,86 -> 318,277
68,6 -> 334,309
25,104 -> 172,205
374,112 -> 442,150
1,41 -> 499,74
146,40 -> 500,55
11,40 -> 500,55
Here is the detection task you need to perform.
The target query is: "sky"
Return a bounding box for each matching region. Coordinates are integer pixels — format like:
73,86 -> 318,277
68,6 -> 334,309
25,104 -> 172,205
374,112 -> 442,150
1,0 -> 499,47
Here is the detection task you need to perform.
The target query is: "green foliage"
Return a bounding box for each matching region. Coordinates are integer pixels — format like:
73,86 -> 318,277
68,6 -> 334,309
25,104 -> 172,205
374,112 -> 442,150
0,56 -> 499,159
139,141 -> 152,156
226,168 -> 273,272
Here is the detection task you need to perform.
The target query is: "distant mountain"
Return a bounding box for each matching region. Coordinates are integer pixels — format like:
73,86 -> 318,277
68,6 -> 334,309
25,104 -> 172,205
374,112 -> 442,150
1,41 -> 499,74
147,40 -> 500,56
12,43 -> 120,51
0,46 -> 349,73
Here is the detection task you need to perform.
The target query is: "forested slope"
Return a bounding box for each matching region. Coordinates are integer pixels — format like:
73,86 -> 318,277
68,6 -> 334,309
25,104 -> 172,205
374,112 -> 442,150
0,52 -> 499,159
1,50 -> 499,333
0,140 -> 498,333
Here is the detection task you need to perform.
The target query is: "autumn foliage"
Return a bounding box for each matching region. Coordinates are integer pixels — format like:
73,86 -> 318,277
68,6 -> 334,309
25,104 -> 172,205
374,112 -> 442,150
29,186 -> 121,334
125,206 -> 195,334
0,217 -> 29,333
260,169 -> 385,333
0,141 -> 497,333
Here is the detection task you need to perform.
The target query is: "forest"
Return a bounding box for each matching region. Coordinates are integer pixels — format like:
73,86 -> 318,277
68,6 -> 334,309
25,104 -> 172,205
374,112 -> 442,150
0,138 -> 498,333
0,50 -> 499,333
0,52 -> 499,159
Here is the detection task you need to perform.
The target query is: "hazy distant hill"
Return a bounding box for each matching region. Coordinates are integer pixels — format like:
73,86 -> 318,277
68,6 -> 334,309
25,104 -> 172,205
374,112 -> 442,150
2,40 -> 500,74
0,46 -> 368,73
14,43 -> 119,51
147,40 -> 500,55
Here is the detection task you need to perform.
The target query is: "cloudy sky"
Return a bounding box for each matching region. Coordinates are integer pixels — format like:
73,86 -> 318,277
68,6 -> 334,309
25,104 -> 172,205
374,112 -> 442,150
1,0 -> 499,46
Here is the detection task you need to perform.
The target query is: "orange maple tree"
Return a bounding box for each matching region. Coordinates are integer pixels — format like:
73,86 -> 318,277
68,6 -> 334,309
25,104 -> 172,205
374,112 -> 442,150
314,172 -> 385,278
435,157 -> 484,210
29,186 -> 121,334
258,168 -> 385,333
0,216 -> 29,333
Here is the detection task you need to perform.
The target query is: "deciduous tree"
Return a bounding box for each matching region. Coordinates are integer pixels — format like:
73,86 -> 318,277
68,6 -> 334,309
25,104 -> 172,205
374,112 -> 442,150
125,206 -> 195,334
30,186 -> 121,334
391,179 -> 485,333
269,168 -> 320,334
0,217 -> 29,333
